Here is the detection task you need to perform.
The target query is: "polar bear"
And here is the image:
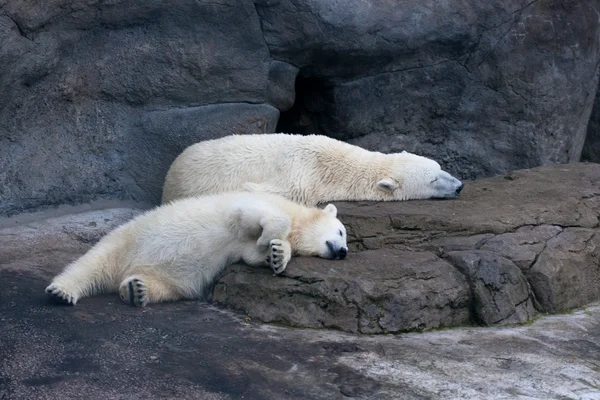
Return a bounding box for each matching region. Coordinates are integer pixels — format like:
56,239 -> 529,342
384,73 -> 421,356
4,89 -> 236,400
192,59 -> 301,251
162,134 -> 464,206
45,192 -> 348,307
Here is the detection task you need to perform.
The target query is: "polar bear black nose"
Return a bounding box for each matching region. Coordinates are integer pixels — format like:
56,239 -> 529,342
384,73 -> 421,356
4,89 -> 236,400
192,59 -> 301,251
456,183 -> 464,194
338,247 -> 347,260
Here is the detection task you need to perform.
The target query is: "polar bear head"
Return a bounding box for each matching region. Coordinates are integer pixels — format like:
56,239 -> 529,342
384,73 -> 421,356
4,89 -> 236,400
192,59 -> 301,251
376,152 -> 464,200
292,204 -> 348,260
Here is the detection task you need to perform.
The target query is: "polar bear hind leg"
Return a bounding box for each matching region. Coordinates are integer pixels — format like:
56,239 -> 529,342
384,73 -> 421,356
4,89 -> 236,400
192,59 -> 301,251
118,273 -> 184,307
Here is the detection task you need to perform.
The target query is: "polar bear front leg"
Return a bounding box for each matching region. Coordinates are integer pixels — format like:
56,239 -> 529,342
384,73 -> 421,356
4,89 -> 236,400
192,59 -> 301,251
256,215 -> 292,249
267,239 -> 292,275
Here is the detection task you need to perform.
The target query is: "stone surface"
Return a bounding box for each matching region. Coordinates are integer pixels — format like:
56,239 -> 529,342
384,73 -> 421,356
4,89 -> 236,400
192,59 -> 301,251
1,256 -> 600,399
2,0 -> 600,216
445,251 -> 536,325
0,201 -> 147,279
266,0 -> 600,179
529,228 -> 600,313
338,163 -> 600,248
2,164 -> 599,334
0,0 -> 276,216
213,250 -> 471,334
214,164 -> 600,329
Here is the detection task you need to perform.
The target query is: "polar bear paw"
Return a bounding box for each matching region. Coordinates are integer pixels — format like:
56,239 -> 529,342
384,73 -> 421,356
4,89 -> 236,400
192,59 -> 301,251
267,239 -> 292,275
45,284 -> 78,305
119,276 -> 149,307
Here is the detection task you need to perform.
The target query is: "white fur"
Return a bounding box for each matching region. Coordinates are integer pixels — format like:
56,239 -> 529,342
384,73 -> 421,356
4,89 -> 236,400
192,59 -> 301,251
45,192 -> 348,307
162,134 -> 464,206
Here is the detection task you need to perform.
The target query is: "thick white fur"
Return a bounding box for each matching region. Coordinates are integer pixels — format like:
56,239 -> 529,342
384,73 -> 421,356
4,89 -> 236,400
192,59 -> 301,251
162,134 -> 464,206
45,192 -> 347,307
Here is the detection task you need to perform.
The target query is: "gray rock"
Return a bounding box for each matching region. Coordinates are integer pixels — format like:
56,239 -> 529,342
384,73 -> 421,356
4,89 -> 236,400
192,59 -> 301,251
2,164 -> 599,333
213,249 -> 471,334
132,103 -> 279,204
260,0 -> 600,179
445,251 -> 536,325
3,253 -> 600,399
479,225 -> 563,270
0,0 -> 275,216
529,228 -> 600,313
267,61 -> 299,112
340,163 -> 600,251
2,0 -> 600,217
0,202 -> 147,278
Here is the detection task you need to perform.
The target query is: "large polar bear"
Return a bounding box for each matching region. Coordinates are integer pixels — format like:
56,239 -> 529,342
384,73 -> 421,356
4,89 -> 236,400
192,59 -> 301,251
45,192 -> 348,307
162,134 -> 464,206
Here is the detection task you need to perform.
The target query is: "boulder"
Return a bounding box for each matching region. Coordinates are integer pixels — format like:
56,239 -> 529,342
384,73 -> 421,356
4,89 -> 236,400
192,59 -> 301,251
2,163 -> 599,333
528,228 -> 600,313
2,254 -> 600,399
2,0 -> 600,216
213,250 -> 471,334
0,0 -> 276,216
214,163 -> 600,330
260,0 -> 600,179
445,251 -> 536,325
582,86 -> 600,162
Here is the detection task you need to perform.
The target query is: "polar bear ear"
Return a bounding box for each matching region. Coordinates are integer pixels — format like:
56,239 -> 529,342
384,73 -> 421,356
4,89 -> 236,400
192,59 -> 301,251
377,178 -> 397,192
323,204 -> 338,217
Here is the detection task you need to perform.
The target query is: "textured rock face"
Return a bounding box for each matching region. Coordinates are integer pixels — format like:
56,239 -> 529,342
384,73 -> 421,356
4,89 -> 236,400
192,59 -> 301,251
0,0 -> 279,216
266,0 -> 600,179
445,251 -> 536,325
1,164 -> 598,334
213,163 -> 600,332
214,250 -> 471,334
1,0 -> 599,216
2,261 -> 600,399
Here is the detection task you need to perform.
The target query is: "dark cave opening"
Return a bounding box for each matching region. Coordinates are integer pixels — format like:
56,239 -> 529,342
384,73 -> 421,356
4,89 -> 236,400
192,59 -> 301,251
276,75 -> 330,135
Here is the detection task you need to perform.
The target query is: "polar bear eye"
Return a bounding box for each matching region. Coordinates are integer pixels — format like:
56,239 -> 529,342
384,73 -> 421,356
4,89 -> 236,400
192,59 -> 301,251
430,178 -> 438,184
339,229 -> 343,237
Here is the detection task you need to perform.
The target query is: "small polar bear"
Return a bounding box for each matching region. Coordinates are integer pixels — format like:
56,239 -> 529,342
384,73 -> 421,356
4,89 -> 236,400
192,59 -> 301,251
162,134 -> 464,206
45,192 -> 348,307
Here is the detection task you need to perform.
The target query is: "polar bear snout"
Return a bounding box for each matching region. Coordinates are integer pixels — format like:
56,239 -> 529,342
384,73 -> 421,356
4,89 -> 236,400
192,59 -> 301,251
326,240 -> 348,260
429,171 -> 464,199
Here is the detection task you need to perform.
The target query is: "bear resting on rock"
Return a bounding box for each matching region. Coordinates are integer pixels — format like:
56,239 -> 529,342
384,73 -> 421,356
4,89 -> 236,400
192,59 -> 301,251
162,133 -> 464,206
46,192 -> 348,307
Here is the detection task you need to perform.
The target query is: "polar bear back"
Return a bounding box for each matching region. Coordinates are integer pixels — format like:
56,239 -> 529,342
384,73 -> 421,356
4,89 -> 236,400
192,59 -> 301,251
124,194 -> 254,270
162,134 -> 369,205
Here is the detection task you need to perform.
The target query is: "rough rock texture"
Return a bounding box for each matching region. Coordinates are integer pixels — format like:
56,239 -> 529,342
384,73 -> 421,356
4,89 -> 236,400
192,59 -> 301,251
213,250 -> 471,334
268,0 -> 600,179
0,200 -> 146,278
1,198 -> 599,397
214,163 -> 600,331
2,252 -> 600,399
3,164 -> 598,334
0,0 -> 279,216
445,251 -> 536,325
1,0 -> 600,216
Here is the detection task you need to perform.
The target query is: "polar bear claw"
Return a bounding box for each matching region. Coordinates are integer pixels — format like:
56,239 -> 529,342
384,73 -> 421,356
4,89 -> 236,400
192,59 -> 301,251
268,239 -> 292,275
45,284 -> 78,305
119,277 -> 148,307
